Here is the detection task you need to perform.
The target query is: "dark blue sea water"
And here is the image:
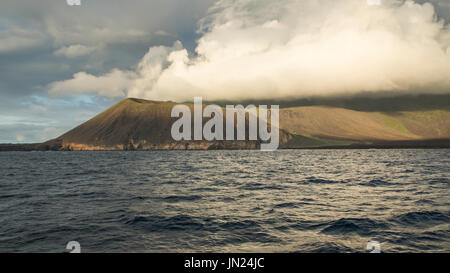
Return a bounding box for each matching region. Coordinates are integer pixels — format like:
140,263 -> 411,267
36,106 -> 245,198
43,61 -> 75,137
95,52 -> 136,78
0,150 -> 449,253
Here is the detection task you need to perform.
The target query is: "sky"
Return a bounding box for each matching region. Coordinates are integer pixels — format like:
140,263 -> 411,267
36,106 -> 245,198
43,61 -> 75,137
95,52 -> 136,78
1,0 -> 450,143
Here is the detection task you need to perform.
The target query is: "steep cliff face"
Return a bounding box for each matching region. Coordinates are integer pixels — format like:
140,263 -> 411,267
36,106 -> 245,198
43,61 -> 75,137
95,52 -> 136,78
29,97 -> 449,151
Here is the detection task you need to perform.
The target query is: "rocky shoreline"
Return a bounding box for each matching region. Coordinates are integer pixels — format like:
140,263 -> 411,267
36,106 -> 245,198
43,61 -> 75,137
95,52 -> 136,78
1,138 -> 449,151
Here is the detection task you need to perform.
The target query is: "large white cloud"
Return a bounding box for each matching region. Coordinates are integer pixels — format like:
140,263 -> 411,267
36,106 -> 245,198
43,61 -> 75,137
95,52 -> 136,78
48,69 -> 136,97
49,0 -> 450,101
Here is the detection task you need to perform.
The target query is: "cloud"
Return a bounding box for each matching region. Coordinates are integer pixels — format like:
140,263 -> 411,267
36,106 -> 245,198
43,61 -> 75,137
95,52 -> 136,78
48,42 -> 184,97
136,0 -> 450,100
51,0 -> 450,101
54,44 -> 96,58
0,26 -> 45,53
45,22 -> 150,48
0,0 -> 216,143
48,69 -> 136,98
0,0 -> 217,100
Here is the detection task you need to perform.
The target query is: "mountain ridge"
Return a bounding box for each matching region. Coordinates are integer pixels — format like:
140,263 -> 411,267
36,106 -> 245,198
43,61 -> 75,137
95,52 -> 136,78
1,97 -> 449,151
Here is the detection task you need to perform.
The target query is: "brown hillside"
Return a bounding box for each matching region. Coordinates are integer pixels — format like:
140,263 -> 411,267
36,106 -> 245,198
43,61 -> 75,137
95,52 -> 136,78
57,98 -> 294,150
280,106 -> 450,142
60,98 -> 178,149
36,98 -> 449,151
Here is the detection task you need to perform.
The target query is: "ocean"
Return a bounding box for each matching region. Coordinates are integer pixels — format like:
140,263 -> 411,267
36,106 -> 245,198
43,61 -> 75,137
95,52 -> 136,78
0,149 -> 448,253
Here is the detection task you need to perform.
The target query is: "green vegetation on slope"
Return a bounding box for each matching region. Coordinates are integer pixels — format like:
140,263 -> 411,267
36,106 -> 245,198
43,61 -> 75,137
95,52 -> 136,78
378,114 -> 411,134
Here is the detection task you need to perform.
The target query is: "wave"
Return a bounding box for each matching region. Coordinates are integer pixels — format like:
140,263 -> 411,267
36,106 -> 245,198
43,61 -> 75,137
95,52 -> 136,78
305,177 -> 339,184
359,179 -> 391,187
239,182 -> 284,190
390,210 -> 450,227
293,242 -> 355,253
125,215 -> 205,232
273,202 -> 300,209
320,217 -> 389,235
161,195 -> 202,203
125,215 -> 273,237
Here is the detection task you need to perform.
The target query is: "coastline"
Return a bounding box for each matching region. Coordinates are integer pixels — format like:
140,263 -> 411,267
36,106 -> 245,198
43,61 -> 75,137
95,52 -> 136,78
1,139 -> 449,151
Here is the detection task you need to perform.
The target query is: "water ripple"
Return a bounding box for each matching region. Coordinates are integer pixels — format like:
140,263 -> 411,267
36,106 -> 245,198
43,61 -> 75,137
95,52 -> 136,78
0,149 -> 448,252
